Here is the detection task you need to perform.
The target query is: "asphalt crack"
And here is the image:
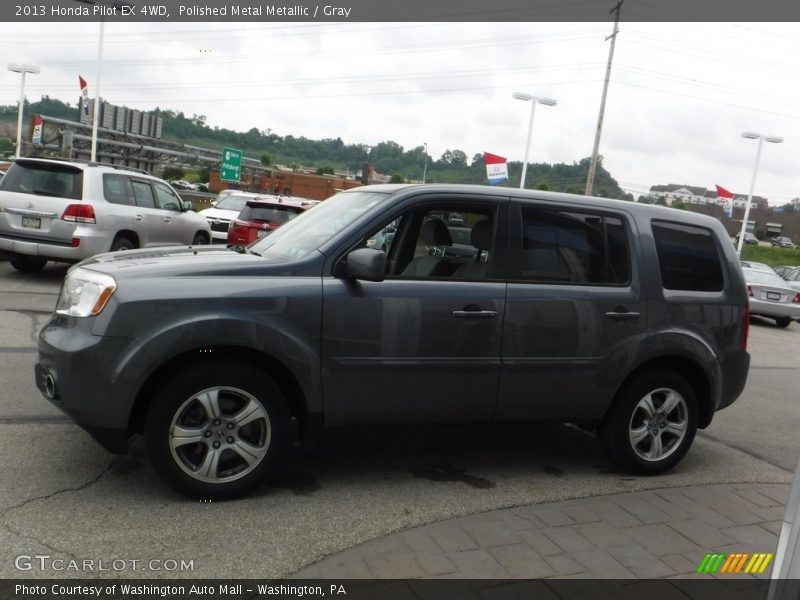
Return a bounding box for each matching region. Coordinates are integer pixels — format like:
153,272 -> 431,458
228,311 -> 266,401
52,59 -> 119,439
0,459 -> 115,567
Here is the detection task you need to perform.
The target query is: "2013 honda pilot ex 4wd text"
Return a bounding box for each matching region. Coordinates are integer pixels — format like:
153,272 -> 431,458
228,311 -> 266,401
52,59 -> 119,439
36,185 -> 751,499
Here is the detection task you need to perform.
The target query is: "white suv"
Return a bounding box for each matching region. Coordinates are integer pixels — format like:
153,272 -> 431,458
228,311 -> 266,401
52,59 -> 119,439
0,158 -> 211,272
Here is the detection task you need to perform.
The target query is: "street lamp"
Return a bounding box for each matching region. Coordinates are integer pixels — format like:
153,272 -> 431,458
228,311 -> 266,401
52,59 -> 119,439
422,142 -> 428,183
7,63 -> 40,158
736,131 -> 783,256
513,92 -> 557,189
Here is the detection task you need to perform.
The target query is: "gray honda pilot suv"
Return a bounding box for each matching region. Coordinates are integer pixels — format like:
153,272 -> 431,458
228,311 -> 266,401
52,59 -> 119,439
36,185 -> 750,499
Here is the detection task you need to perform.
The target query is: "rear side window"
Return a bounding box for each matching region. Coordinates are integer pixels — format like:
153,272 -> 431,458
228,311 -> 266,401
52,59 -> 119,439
103,174 -> 134,205
240,203 -> 302,225
516,208 -> 630,285
652,221 -> 723,292
130,180 -> 156,208
0,161 -> 82,200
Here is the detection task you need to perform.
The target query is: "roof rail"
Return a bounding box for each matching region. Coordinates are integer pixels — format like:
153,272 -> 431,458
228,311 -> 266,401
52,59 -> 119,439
16,156 -> 151,175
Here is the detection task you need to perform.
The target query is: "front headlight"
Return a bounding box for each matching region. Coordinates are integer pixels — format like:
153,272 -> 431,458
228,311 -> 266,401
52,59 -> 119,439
55,267 -> 117,317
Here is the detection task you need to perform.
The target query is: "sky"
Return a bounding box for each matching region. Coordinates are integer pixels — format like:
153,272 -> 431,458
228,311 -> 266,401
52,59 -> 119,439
1,19 -> 799,205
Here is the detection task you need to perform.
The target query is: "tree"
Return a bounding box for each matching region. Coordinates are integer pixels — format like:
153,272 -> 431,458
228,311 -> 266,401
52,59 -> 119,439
389,173 -> 404,184
260,153 -> 273,166
316,166 -> 334,175
162,166 -> 185,180
535,181 -> 553,191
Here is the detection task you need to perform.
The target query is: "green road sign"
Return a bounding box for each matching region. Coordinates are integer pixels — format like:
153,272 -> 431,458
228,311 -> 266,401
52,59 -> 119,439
220,147 -> 242,182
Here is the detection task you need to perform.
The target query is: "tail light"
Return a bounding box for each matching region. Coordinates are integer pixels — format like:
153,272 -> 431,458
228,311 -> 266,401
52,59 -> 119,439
227,220 -> 249,244
62,204 -> 96,224
793,293 -> 800,304
740,303 -> 750,350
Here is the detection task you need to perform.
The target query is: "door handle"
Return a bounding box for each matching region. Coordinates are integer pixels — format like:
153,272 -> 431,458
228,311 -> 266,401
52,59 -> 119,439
452,309 -> 498,319
163,217 -> 172,223
605,309 -> 641,320
135,215 -> 144,221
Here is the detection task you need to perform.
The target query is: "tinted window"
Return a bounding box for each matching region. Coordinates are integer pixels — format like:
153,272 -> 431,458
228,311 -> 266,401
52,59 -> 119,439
153,182 -> 181,210
517,208 -> 630,285
130,180 -> 156,208
0,161 -> 82,200
240,203 -> 302,225
103,174 -> 133,205
652,221 -> 723,291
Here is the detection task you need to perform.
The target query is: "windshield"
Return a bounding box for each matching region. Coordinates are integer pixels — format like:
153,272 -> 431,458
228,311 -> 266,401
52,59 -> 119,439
248,190 -> 390,260
215,194 -> 252,211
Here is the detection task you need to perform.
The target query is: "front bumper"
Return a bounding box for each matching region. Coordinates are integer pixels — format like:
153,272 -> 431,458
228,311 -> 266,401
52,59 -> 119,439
35,314 -> 146,454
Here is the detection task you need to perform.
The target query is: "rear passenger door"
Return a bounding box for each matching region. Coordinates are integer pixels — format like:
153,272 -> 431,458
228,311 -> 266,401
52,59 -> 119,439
496,202 -> 647,421
130,178 -> 170,246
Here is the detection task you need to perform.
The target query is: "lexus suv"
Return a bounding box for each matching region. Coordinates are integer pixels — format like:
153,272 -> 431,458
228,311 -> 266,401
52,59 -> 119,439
0,158 -> 211,272
36,185 -> 751,499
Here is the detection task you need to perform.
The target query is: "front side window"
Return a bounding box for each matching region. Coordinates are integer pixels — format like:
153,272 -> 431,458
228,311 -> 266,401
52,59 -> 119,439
652,221 -> 723,292
515,208 -> 630,285
153,182 -> 182,210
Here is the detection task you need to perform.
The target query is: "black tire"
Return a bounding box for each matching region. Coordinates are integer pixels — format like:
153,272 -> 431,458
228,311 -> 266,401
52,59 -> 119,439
775,317 -> 792,328
110,236 -> 136,252
598,369 -> 698,475
144,361 -> 291,499
192,232 -> 209,245
9,255 -> 47,272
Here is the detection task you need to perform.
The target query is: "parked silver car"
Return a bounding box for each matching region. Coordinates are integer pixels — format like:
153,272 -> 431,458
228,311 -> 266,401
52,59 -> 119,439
0,158 -> 211,272
743,267 -> 800,328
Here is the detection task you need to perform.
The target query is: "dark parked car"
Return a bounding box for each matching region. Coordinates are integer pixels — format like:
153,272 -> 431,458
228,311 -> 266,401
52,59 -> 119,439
226,196 -> 317,250
735,232 -> 759,246
36,185 -> 750,499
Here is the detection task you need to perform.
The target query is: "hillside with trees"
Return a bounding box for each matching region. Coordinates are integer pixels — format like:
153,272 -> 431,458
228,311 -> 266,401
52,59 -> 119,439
1,96 -> 631,199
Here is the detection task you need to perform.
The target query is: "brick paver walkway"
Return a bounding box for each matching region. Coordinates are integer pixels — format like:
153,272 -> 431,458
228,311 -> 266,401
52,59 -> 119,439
291,483 -> 788,579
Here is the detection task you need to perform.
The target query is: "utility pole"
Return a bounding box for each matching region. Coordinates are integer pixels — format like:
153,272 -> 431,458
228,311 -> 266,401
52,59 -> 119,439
585,0 -> 622,196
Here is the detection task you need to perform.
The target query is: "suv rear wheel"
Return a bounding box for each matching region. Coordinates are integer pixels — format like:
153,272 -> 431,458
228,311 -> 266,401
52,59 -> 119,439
599,369 -> 698,475
110,235 -> 136,252
9,255 -> 47,272
775,317 -> 792,328
144,361 -> 291,499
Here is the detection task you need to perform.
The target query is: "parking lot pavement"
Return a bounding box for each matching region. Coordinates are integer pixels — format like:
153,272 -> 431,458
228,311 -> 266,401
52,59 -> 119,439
0,261 -> 797,580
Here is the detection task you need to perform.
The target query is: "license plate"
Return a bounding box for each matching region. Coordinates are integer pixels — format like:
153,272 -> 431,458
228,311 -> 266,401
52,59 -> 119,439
21,215 -> 41,229
767,292 -> 780,301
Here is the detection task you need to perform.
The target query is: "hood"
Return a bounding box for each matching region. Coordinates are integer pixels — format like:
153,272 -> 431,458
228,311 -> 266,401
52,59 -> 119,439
198,206 -> 240,220
75,245 -> 269,279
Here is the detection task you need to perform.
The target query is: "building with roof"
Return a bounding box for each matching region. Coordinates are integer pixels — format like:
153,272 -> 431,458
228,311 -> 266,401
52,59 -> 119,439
648,184 -> 768,210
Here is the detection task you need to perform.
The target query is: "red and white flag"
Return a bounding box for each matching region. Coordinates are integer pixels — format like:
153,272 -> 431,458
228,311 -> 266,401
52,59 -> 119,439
484,152 -> 508,185
716,185 -> 733,218
79,76 -> 89,115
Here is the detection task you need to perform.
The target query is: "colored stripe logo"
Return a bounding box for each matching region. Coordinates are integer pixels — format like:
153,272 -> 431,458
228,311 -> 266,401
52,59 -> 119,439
696,552 -> 773,574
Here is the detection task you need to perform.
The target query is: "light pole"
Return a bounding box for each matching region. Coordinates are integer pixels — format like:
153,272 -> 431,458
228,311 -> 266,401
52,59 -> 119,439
422,142 -> 428,183
736,131 -> 783,256
513,92 -> 557,189
7,63 -> 40,158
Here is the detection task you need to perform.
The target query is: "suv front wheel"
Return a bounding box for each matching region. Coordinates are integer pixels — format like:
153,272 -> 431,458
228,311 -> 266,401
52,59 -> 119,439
599,369 -> 698,475
144,361 -> 291,499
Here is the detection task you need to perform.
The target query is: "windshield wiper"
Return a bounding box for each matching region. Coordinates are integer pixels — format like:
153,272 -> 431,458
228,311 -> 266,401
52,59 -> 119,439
249,249 -> 261,256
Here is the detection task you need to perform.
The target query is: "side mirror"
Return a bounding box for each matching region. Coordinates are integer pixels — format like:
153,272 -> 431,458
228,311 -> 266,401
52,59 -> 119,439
182,201 -> 193,212
344,248 -> 385,282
